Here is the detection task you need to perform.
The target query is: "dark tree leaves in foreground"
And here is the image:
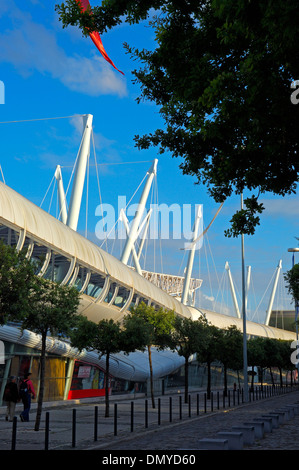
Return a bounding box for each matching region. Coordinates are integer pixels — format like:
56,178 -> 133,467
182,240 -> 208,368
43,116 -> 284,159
56,0 -> 299,236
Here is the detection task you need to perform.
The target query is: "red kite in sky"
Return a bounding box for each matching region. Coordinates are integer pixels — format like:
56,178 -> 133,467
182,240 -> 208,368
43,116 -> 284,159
76,0 -> 124,75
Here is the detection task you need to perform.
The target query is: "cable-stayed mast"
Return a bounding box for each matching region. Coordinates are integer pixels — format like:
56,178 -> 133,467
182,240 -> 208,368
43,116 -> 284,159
121,159 -> 158,267
67,114 -> 93,231
55,165 -> 67,224
265,260 -> 282,326
181,204 -> 202,306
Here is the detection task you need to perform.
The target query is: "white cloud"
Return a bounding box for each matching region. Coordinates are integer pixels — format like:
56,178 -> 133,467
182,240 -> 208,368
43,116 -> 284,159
0,3 -> 127,97
261,197 -> 299,218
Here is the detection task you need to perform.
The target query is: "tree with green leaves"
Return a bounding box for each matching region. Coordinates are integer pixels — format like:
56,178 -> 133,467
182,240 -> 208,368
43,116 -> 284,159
196,324 -> 222,399
71,316 -> 135,417
217,326 -> 243,396
0,240 -> 37,325
171,315 -> 208,403
21,277 -> 80,431
124,302 -> 175,408
284,263 -> 299,305
247,336 -> 266,390
263,337 -> 281,387
56,0 -> 299,237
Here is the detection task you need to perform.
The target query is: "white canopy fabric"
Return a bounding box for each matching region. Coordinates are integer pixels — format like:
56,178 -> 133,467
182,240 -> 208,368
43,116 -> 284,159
0,182 -> 191,319
0,180 -> 296,371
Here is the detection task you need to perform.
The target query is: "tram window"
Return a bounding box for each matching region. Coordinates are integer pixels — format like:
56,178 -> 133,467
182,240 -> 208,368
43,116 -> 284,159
0,225 -> 19,246
138,298 -> 150,306
113,286 -> 131,308
20,237 -> 34,257
44,253 -> 71,283
103,282 -> 118,304
128,293 -> 139,310
73,266 -> 88,291
85,272 -> 106,298
30,244 -> 49,274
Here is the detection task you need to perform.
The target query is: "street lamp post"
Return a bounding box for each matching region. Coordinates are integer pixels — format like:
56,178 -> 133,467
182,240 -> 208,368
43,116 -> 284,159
288,248 -> 299,383
241,194 -> 249,402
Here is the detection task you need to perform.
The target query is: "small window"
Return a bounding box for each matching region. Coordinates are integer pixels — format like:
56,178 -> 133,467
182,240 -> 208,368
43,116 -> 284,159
85,272 -> 106,298
113,286 -> 131,309
44,253 -> 71,283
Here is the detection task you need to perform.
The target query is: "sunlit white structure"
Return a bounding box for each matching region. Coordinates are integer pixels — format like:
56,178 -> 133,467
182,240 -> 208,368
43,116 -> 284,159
0,114 -> 296,402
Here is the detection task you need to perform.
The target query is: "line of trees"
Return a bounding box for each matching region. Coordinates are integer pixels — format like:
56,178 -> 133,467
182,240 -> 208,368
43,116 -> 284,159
1,240 -> 298,429
69,303 -> 298,417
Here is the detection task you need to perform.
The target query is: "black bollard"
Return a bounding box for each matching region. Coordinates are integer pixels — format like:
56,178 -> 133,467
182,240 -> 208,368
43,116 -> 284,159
94,406 -> 98,441
131,401 -> 134,433
45,412 -> 50,450
11,416 -> 17,451
179,395 -> 182,420
145,400 -> 148,428
72,409 -> 76,448
114,404 -> 117,436
158,398 -> 161,426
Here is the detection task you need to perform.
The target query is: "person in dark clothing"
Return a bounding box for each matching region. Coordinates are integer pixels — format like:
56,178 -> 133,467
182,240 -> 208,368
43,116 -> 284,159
3,376 -> 19,422
19,372 -> 36,422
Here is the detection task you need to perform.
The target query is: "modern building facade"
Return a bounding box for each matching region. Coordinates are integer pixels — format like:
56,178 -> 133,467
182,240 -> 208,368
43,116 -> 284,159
0,114 -> 296,403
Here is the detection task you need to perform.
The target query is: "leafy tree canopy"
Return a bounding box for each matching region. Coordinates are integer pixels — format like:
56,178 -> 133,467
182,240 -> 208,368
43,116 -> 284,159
284,263 -> 299,304
56,0 -> 299,236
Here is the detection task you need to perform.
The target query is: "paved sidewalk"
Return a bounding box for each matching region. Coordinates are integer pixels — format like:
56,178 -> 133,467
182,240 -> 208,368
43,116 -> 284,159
1,388 -> 299,452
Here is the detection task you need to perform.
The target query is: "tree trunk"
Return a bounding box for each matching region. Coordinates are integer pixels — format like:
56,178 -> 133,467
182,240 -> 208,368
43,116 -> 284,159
184,356 -> 189,404
148,345 -> 155,408
34,332 -> 46,431
279,367 -> 283,387
105,353 -> 110,418
270,367 -> 275,387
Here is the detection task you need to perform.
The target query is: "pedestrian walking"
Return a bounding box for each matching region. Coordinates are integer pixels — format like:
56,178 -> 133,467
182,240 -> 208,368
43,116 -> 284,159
19,372 -> 36,422
2,376 -> 19,422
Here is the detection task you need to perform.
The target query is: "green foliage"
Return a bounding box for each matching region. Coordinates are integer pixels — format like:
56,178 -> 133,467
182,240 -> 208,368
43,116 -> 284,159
70,316 -> 141,416
0,240 -> 37,324
172,315 -> 208,359
125,302 -> 175,407
71,316 -> 127,356
22,277 -> 80,338
284,263 -> 299,304
56,0 -> 299,236
126,302 -> 176,350
23,277 -> 80,431
171,315 -> 208,402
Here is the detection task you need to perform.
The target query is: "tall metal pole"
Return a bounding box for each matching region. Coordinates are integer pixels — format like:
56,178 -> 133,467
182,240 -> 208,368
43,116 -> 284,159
121,159 -> 158,266
245,265 -> 251,311
265,260 -> 282,326
288,248 -> 299,382
55,165 -> 68,224
67,114 -> 93,231
181,204 -> 202,305
225,261 -> 241,318
241,193 -> 249,402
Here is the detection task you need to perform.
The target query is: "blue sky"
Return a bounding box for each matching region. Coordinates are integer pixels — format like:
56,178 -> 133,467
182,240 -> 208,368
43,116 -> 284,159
0,0 -> 298,323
